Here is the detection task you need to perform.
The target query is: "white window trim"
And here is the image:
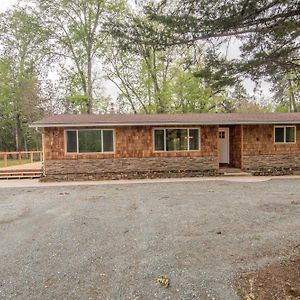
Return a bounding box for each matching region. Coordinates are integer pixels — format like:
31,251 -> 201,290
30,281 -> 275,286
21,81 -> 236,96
274,125 -> 296,144
153,127 -> 201,152
64,129 -> 115,154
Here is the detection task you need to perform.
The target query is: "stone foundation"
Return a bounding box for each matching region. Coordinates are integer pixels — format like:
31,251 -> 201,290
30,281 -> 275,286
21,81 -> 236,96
250,168 -> 294,176
43,156 -> 219,181
41,169 -> 220,182
243,154 -> 300,175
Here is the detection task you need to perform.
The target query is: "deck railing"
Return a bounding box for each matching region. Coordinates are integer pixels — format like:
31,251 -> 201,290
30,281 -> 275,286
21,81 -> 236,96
0,151 -> 43,168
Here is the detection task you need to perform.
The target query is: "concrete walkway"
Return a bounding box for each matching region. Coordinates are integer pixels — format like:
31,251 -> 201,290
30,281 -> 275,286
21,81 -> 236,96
0,175 -> 300,188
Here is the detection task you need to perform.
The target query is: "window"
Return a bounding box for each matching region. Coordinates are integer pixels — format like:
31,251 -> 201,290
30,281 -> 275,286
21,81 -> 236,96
154,128 -> 200,151
103,130 -> 114,152
66,131 -> 77,153
79,130 -> 102,153
274,126 -> 296,144
66,129 -> 114,153
154,130 -> 165,151
166,129 -> 188,151
219,131 -> 225,139
189,129 -> 199,150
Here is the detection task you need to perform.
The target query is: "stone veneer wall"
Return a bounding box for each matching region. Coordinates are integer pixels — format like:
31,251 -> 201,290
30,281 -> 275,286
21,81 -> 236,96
43,125 -> 219,180
44,156 -> 219,181
242,124 -> 300,174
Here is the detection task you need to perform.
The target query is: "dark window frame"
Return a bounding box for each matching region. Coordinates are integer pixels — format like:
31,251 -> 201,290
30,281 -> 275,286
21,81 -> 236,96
153,128 -> 201,152
65,129 -> 115,154
274,126 -> 296,144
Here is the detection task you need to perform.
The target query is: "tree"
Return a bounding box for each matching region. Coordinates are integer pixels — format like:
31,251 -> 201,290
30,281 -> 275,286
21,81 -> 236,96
34,0 -> 124,114
0,59 -> 15,151
112,0 -> 300,78
106,1 -> 250,114
0,8 -> 48,151
105,34 -> 241,113
104,42 -> 177,114
273,70 -> 300,112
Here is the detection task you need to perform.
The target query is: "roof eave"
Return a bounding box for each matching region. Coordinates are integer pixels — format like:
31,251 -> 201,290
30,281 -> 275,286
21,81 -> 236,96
30,121 -> 300,128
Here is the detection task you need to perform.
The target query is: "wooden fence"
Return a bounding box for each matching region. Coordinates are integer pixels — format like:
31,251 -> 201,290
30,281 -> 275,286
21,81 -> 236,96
0,151 -> 43,168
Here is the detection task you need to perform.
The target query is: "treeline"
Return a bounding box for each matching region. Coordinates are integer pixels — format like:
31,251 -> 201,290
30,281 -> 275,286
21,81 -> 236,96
0,0 -> 299,151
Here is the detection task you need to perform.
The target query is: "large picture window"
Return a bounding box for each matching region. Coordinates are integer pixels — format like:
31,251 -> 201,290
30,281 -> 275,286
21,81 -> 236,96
154,128 -> 200,152
274,126 -> 296,144
65,129 -> 114,153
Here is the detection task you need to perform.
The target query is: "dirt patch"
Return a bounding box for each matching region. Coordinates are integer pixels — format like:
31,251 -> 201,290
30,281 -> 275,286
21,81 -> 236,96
234,250 -> 300,300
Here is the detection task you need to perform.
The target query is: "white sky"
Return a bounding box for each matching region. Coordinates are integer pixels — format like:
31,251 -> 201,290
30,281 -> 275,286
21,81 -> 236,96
0,0 -> 18,12
0,0 -> 271,104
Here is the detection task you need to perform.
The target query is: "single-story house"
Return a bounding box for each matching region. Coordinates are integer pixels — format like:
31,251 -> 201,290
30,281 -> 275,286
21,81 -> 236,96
32,113 -> 300,180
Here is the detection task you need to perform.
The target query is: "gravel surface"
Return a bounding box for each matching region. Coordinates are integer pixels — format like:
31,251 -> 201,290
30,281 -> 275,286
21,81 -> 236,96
0,178 -> 300,299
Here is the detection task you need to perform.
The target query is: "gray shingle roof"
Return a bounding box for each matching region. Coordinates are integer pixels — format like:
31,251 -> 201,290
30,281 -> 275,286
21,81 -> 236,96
32,112 -> 300,127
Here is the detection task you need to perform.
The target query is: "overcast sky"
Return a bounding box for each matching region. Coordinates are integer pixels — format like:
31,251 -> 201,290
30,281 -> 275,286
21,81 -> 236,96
0,0 -> 18,12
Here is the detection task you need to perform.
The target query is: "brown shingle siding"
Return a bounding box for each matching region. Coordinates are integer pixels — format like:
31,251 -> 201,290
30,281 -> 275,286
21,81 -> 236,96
243,124 -> 300,156
44,125 -> 218,161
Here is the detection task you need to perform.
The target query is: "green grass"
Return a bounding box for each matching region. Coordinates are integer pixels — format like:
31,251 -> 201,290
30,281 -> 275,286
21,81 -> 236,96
0,159 -> 32,168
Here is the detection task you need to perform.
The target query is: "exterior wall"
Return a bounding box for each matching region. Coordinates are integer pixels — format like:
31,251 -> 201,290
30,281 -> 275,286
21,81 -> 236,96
229,125 -> 242,168
242,124 -> 300,172
42,123 -> 300,179
43,125 -> 219,179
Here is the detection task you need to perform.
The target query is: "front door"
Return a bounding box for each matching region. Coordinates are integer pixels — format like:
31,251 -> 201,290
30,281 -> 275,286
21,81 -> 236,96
219,128 -> 229,164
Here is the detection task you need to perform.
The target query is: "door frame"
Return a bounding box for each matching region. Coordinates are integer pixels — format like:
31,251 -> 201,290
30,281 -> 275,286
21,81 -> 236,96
219,127 -> 230,164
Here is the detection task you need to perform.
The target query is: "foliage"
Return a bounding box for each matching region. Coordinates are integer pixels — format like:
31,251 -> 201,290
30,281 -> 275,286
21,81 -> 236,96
143,0 -> 300,77
33,0 -> 124,113
0,0 -> 290,151
0,8 -> 47,151
107,0 -> 300,112
272,70 -> 300,112
105,3 -> 248,114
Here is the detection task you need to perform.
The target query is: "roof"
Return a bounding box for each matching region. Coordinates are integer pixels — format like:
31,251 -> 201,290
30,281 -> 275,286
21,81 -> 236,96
31,112 -> 300,128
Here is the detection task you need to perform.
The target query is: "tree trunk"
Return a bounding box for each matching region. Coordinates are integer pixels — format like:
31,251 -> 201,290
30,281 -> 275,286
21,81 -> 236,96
24,137 -> 28,152
87,55 -> 93,114
143,48 -> 166,114
15,114 -> 22,151
288,79 -> 297,112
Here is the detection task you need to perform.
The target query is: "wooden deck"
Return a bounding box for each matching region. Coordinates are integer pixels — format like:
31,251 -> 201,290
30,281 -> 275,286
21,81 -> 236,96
0,162 -> 42,179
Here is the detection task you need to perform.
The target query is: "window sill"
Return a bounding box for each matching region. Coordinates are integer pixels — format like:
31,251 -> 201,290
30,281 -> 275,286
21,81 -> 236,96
65,152 -> 115,155
274,142 -> 296,145
153,150 -> 201,153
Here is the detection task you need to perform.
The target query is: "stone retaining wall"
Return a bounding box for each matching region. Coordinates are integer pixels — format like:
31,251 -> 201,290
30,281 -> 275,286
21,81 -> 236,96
44,156 -> 219,181
42,169 -> 220,182
243,154 -> 300,175
243,154 -> 300,170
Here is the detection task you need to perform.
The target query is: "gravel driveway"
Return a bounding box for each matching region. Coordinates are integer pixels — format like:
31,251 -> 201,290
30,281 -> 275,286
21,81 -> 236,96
0,178 -> 300,299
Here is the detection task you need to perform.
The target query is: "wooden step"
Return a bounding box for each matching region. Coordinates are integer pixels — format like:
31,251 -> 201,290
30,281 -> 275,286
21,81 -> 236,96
0,175 -> 41,179
0,169 -> 41,174
0,170 -> 42,180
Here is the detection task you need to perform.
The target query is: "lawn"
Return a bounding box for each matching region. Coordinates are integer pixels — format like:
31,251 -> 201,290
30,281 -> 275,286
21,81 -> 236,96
0,159 -> 32,168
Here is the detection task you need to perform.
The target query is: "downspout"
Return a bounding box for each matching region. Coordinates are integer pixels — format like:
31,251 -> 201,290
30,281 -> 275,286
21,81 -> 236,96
41,129 -> 46,177
240,125 -> 244,170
